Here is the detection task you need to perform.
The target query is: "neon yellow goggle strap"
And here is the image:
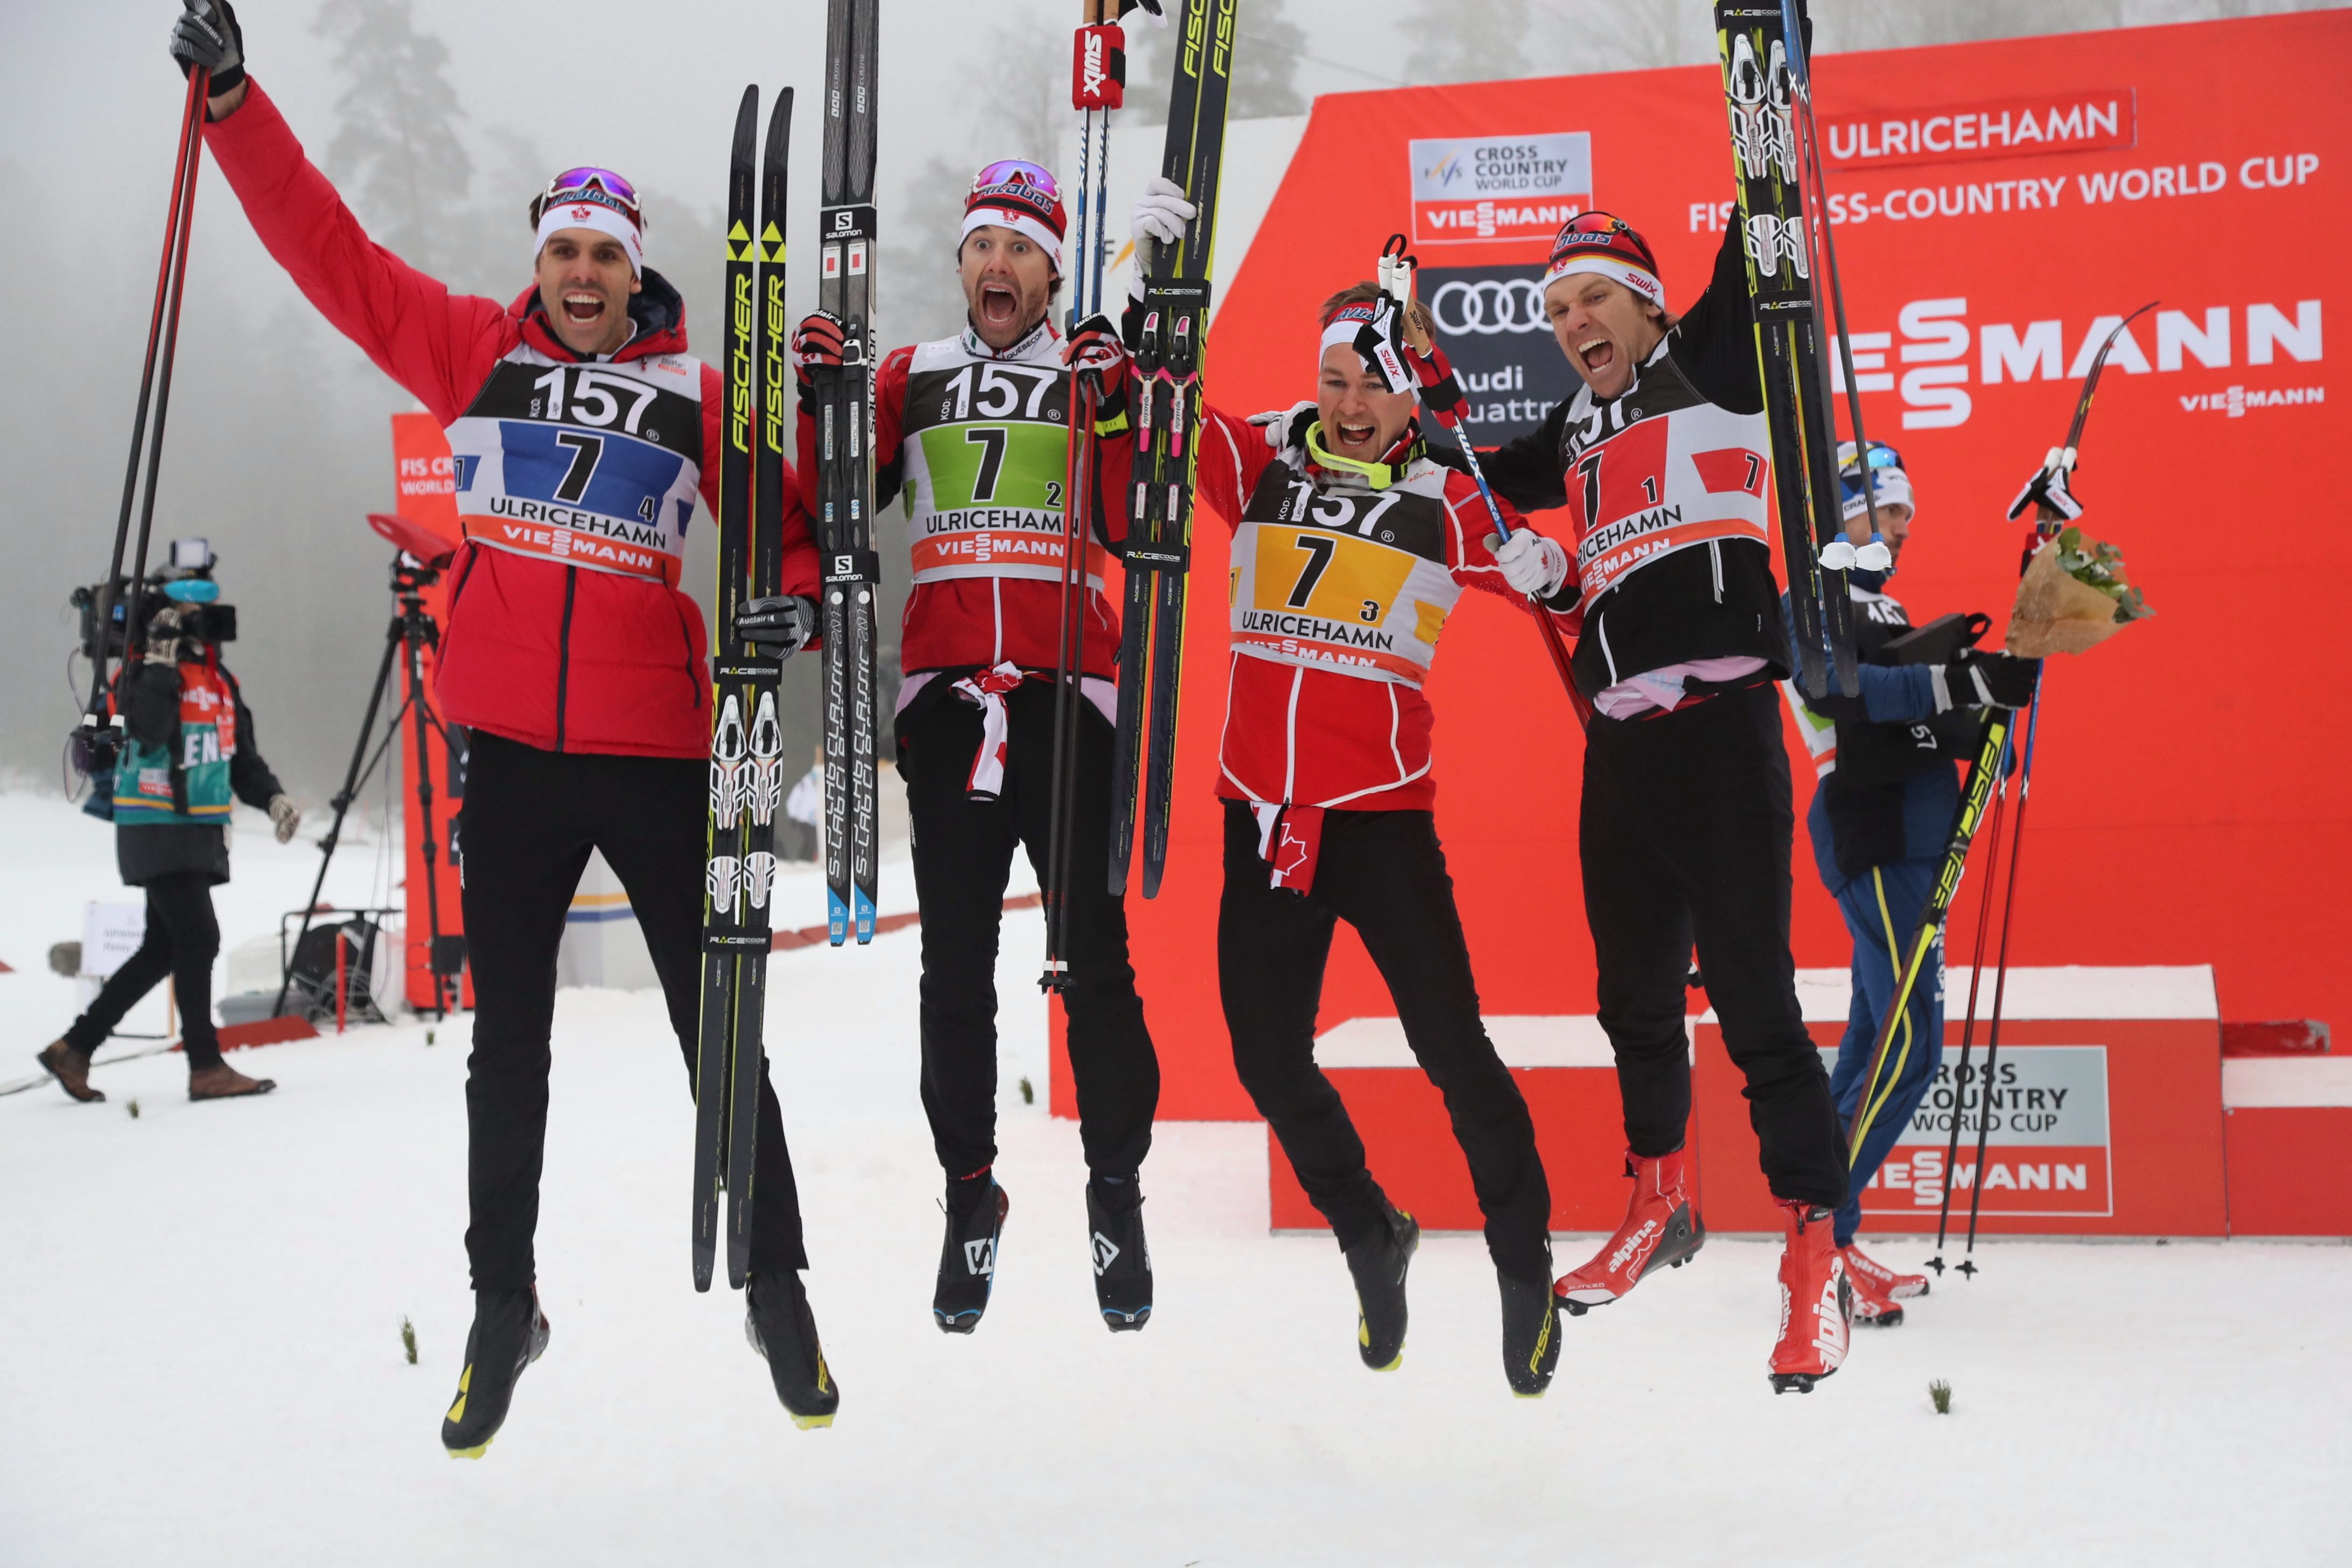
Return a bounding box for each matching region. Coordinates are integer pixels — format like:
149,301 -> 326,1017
1304,421 -> 1422,491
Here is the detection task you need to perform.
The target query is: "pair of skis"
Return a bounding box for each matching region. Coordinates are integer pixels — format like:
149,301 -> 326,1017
1107,0 -> 1234,901
692,87 -> 796,1293
1713,3 -> 1860,700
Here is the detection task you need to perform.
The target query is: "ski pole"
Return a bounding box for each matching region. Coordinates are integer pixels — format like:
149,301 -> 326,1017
1959,666 -> 2046,1270
1377,236 -> 1590,729
1926,730 -> 2010,1276
82,67 -> 208,743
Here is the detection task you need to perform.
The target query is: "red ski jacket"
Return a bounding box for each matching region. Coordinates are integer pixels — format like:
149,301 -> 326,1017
206,81 -> 817,759
1196,407 -> 1571,813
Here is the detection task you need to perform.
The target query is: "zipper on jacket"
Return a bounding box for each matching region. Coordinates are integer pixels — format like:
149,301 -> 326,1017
554,565 -> 578,752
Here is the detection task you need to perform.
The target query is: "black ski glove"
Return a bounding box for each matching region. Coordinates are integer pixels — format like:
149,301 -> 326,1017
733,595 -> 818,659
169,0 -> 246,96
1937,650 -> 2040,711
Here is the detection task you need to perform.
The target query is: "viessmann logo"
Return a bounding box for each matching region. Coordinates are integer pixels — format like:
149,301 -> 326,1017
1409,132 -> 1591,244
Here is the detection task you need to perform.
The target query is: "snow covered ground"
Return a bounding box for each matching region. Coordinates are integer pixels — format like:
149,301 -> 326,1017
3,792 -> 2347,1565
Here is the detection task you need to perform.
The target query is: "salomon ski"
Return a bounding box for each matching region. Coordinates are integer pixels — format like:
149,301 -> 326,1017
1109,0 -> 1234,899
694,85 -> 792,1293
815,0 -> 883,945
1714,3 -> 1856,698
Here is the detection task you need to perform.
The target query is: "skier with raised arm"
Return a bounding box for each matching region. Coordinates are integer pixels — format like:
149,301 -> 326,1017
790,163 -> 1161,1336
1123,181 -> 1572,1395
1782,443 -> 2040,1326
167,0 -> 836,1451
1464,207 -> 1853,1390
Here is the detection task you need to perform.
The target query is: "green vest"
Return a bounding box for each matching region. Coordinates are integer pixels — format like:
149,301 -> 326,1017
113,660 -> 237,828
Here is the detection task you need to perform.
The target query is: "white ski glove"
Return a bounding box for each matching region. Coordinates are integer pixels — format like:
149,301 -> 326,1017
1492,529 -> 1570,599
1131,176 -> 1196,250
267,793 -> 301,844
1248,401 -> 1315,453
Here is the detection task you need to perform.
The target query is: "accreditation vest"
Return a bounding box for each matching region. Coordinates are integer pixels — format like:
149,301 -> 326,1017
444,345 -> 706,586
895,326 -> 1105,592
1229,450 -> 1464,688
113,660 -> 237,827
1557,339 -> 1772,613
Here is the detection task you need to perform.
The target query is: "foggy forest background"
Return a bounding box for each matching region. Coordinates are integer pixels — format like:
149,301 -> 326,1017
4,0 -> 2322,814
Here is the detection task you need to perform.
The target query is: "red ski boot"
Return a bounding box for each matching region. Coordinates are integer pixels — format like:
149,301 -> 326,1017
1843,1249 -> 1905,1328
1843,1242 -> 1929,1303
1553,1148 -> 1704,1316
1769,1202 -> 1851,1393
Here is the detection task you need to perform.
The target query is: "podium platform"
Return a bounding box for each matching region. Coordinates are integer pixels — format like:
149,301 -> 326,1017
1268,967 -> 2350,1239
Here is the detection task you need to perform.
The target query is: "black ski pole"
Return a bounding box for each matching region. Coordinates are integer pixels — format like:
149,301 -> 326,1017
1926,733 -> 2010,1275
83,68 -> 208,743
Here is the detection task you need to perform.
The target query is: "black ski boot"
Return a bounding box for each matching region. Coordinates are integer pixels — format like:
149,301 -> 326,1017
1342,1201 -> 1419,1371
1499,1268 -> 1561,1398
1087,1173 -> 1152,1332
934,1174 -> 1009,1334
441,1288 -> 550,1458
745,1270 -> 840,1429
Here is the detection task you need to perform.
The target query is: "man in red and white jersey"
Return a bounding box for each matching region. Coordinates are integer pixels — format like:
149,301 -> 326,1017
1471,209 -> 1853,1392
1132,176 -> 1572,1395
791,162 -> 1160,1338
169,0 -> 835,1450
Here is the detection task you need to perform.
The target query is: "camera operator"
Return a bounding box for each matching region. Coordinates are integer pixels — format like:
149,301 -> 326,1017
39,543 -> 299,1104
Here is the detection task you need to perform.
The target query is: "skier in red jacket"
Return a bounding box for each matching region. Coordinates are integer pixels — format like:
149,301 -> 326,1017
171,1 -> 835,1451
1128,179 -> 1571,1398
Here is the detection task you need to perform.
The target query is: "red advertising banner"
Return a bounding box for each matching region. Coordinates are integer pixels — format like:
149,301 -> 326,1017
386,412 -> 469,1013
1065,11 -> 2350,1124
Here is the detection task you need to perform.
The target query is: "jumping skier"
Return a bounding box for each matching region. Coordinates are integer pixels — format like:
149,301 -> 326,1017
1783,443 -> 2039,1325
790,162 -> 1161,1335
1125,182 -> 1569,1396
1465,209 -> 1854,1389
168,0 -> 837,1449
37,543 -> 296,1105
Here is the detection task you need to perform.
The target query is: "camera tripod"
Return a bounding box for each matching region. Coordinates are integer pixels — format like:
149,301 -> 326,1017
274,554 -> 466,1021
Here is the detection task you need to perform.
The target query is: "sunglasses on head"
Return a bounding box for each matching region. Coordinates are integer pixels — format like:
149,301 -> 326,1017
970,159 -> 1062,205
530,167 -> 643,228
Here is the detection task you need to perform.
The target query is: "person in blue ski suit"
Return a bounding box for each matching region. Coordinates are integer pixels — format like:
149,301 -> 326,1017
1781,443 -> 2039,1324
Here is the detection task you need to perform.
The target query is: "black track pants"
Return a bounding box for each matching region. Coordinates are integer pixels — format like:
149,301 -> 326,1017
897,678 -> 1159,1181
65,872 -> 223,1070
1580,683 -> 1847,1210
459,731 -> 807,1291
1217,801 -> 1552,1284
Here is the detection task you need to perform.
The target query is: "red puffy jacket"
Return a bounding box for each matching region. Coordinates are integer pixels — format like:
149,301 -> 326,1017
205,81 -> 817,759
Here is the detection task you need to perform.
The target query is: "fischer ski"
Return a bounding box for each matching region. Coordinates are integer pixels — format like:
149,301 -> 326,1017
816,0 -> 882,946
1109,0 -> 1234,899
1042,0 -> 1128,991
694,85 -> 793,1293
1713,3 -> 1857,699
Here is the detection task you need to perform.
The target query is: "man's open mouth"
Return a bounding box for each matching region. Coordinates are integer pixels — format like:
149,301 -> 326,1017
1578,335 -> 1617,375
1333,419 -> 1377,447
563,290 -> 608,326
977,281 -> 1020,328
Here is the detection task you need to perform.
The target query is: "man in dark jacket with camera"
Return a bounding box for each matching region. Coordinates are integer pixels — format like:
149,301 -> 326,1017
38,566 -> 299,1104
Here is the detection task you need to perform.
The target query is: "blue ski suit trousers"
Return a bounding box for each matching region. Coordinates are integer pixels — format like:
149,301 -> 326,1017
1826,857 -> 1944,1248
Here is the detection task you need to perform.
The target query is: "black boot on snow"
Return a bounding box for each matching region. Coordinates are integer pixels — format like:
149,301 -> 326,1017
1499,1268 -> 1562,1398
745,1270 -> 840,1429
934,1174 -> 1009,1335
441,1288 -> 550,1458
1086,1173 -> 1152,1333
1342,1201 -> 1419,1372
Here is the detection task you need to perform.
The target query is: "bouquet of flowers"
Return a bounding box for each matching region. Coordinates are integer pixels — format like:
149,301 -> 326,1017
2005,526 -> 2153,657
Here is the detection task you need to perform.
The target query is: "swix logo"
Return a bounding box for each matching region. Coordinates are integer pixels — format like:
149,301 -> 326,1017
964,1237 -> 996,1277
1081,31 -> 1109,99
1090,1232 -> 1121,1276
1607,1218 -> 1660,1277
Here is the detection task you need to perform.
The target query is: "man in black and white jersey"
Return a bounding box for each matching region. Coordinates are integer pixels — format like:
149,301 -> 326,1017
1465,211 -> 1853,1390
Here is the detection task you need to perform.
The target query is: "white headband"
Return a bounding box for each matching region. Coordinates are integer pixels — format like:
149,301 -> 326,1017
958,208 -> 1063,270
536,200 -> 643,276
1844,468 -> 1915,522
1317,306 -> 1412,394
1540,254 -> 1665,311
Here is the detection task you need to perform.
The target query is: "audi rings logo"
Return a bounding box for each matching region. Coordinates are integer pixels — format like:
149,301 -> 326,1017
1430,278 -> 1549,335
